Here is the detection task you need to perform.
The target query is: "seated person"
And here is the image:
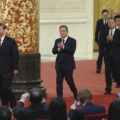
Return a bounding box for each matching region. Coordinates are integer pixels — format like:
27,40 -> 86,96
13,87 -> 49,120
0,106 -> 12,120
68,89 -> 106,120
108,100 -> 120,120
48,97 -> 69,120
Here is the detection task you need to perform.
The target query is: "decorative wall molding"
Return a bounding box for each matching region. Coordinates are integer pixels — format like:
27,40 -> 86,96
40,19 -> 88,24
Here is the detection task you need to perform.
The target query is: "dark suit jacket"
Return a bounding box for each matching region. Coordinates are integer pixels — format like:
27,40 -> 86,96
68,102 -> 106,120
104,29 -> 120,60
52,36 -> 76,71
95,19 -> 108,43
0,35 -> 19,87
103,29 -> 120,76
13,101 -> 49,120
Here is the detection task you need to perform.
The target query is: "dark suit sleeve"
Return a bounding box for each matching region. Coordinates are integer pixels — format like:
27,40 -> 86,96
11,39 -> 19,70
13,101 -> 25,120
68,109 -> 76,120
112,32 -> 120,45
68,109 -> 81,120
95,20 -> 100,42
63,39 -> 76,54
52,40 -> 59,54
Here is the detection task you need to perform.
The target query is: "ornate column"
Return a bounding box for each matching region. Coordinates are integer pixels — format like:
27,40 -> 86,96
0,0 -> 45,98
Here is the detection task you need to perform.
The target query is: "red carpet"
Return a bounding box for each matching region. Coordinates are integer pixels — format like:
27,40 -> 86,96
41,60 -> 120,112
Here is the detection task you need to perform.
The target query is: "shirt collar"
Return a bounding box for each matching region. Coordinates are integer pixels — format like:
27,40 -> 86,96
110,28 -> 116,32
0,34 -> 5,42
62,35 -> 68,43
116,26 -> 119,29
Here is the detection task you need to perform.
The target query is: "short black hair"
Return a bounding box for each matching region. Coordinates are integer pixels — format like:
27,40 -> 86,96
114,15 -> 120,21
0,106 -> 12,120
0,23 -> 6,29
108,100 -> 120,120
48,97 -> 67,120
102,9 -> 109,14
59,25 -> 68,31
29,87 -> 43,104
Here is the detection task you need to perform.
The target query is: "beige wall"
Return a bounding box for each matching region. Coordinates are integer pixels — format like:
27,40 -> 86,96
39,0 -> 93,61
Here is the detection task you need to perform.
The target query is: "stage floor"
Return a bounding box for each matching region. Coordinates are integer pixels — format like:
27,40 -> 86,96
41,60 -> 120,112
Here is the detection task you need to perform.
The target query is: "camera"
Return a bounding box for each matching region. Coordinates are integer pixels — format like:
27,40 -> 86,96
76,101 -> 80,106
117,93 -> 120,99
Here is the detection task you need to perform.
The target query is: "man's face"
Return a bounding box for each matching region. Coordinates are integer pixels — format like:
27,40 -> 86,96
59,27 -> 68,38
108,19 -> 116,29
0,26 -> 5,36
115,18 -> 120,26
102,12 -> 109,20
114,11 -> 120,17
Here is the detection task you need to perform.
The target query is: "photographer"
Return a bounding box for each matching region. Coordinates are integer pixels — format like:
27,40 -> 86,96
68,89 -> 106,120
13,87 -> 48,120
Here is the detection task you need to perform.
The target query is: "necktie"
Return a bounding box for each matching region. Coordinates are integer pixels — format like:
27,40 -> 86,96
63,39 -> 65,44
0,39 -> 1,47
105,20 -> 107,25
110,30 -> 113,36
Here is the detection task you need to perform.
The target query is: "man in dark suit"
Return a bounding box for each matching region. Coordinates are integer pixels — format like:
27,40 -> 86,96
68,89 -> 106,120
52,25 -> 77,99
13,87 -> 49,120
104,18 -> 120,94
0,23 -> 19,108
95,9 -> 109,73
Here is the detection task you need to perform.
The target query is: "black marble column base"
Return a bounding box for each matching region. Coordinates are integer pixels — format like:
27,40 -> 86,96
12,53 -> 46,99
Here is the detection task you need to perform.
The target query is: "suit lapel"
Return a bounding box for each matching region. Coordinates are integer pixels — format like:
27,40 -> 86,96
64,36 -> 70,45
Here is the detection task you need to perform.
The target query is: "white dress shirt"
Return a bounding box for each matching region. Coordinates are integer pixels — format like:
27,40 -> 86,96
58,36 -> 68,51
109,28 -> 116,36
0,34 -> 5,45
62,35 -> 68,44
103,19 -> 108,25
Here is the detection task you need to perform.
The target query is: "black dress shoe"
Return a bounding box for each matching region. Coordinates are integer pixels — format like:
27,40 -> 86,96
104,91 -> 111,95
116,84 -> 120,88
96,70 -> 101,74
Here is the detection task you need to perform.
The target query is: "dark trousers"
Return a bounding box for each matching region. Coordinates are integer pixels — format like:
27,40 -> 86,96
97,43 -> 104,71
104,54 -> 112,92
56,69 -> 77,99
0,74 -> 16,108
104,54 -> 120,92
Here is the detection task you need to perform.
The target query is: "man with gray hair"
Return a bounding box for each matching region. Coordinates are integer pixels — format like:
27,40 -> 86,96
68,89 -> 106,120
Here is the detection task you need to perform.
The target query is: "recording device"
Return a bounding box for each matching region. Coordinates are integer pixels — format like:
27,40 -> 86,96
76,100 -> 80,106
117,93 -> 120,99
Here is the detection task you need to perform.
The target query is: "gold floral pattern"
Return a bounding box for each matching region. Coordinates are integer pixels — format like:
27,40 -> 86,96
0,0 -> 39,53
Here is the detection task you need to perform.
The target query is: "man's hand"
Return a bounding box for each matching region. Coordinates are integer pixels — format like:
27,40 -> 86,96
20,93 -> 29,102
107,35 -> 113,42
95,42 -> 99,45
58,41 -> 64,50
13,70 -> 19,76
70,101 -> 77,110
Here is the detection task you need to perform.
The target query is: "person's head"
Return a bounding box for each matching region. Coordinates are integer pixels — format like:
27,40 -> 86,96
0,106 -> 12,120
59,25 -> 68,38
108,100 -> 120,120
114,15 -> 120,27
108,18 -> 116,30
102,9 -> 109,20
113,10 -> 120,17
77,89 -> 92,105
0,23 -> 6,38
29,87 -> 43,105
48,97 -> 67,120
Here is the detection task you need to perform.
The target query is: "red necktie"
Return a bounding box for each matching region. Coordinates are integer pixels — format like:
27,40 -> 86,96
63,39 -> 65,44
0,39 -> 1,47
